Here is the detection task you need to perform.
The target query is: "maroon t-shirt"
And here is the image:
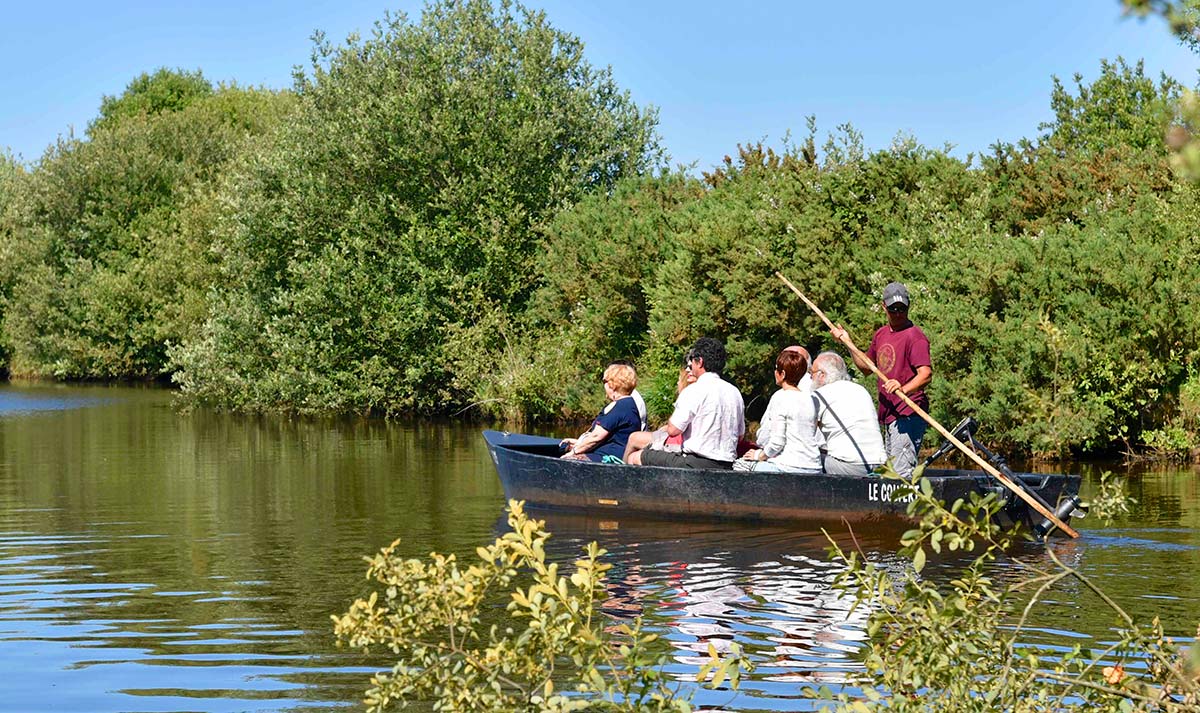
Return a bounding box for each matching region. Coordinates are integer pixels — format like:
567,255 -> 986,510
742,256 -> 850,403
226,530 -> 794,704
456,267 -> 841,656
865,322 -> 931,425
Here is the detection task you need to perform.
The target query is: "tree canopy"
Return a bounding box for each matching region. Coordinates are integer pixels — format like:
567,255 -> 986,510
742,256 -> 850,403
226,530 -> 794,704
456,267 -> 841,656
170,0 -> 662,414
90,67 -> 215,135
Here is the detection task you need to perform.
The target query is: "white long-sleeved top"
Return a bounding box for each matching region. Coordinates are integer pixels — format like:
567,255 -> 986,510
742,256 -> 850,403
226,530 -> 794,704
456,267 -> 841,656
755,388 -> 823,471
756,373 -> 812,448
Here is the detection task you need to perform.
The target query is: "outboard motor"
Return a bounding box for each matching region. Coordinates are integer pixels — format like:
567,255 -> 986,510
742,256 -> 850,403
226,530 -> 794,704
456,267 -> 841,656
1033,495 -> 1086,538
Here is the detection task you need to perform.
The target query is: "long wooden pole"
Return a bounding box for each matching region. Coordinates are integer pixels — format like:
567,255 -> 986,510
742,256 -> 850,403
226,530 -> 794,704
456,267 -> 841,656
775,271 -> 1079,538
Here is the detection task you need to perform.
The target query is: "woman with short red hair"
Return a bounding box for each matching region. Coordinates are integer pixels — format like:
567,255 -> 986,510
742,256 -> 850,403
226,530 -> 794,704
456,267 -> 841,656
736,349 -> 823,473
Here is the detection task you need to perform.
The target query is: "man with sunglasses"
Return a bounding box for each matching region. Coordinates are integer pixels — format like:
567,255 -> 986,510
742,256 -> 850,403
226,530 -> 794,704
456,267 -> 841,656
831,282 -> 932,477
627,337 -> 744,469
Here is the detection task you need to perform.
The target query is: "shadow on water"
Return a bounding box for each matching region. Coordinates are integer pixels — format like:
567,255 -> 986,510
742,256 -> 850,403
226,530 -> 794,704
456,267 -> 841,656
0,383 -> 1197,712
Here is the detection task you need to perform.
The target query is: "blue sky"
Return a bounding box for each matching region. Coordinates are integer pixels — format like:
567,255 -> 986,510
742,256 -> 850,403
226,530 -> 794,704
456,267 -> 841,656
3,1 -> 1197,170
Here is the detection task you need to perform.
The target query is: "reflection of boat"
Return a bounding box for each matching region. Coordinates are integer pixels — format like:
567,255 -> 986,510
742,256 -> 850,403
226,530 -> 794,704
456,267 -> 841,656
519,507 -> 881,693
483,430 -> 1083,534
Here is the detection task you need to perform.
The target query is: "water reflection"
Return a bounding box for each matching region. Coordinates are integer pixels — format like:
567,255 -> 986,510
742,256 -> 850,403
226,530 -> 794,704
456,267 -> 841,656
0,385 -> 504,713
0,384 -> 1198,712
534,513 -> 914,708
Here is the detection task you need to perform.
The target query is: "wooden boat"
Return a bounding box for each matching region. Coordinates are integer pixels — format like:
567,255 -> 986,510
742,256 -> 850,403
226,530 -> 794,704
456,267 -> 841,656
483,429 -> 1084,534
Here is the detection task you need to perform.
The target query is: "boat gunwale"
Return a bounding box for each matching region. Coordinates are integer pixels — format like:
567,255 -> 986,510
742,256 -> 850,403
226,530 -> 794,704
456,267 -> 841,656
482,429 -> 1075,485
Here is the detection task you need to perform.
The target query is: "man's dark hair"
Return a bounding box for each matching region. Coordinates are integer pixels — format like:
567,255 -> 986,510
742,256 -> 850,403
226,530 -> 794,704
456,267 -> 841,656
689,337 -> 727,375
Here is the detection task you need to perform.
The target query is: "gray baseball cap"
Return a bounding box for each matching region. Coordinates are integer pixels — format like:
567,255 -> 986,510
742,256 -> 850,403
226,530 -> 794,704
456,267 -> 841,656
882,282 -> 910,308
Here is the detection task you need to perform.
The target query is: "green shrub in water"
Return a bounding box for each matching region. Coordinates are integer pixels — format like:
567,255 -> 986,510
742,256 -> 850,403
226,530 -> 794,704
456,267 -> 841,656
812,470 -> 1197,711
336,478 -> 1198,711
333,500 -> 750,711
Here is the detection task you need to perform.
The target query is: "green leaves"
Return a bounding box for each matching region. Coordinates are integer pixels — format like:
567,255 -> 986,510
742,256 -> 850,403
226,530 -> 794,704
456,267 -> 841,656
911,546 -> 927,573
90,67 -> 214,136
813,467 -> 1200,712
334,500 -> 747,711
1,85 -> 294,380
170,0 -> 660,416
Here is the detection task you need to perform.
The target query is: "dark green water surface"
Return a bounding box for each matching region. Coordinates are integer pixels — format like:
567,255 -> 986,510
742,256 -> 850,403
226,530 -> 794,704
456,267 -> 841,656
0,384 -> 1196,712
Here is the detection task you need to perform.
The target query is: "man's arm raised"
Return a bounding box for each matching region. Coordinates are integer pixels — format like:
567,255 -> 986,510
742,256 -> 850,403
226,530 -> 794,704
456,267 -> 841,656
829,324 -> 873,375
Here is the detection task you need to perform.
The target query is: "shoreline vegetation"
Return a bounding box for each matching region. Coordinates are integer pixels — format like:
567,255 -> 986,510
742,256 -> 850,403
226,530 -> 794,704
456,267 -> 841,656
3,1 -> 1200,461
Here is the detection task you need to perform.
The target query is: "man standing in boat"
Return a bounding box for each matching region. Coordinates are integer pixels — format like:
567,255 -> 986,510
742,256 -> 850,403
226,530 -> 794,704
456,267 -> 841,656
830,282 -> 932,478
627,337 -> 745,469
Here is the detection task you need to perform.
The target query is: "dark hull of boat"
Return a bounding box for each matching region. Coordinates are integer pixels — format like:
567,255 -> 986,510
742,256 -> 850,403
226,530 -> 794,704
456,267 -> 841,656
483,430 -> 1082,532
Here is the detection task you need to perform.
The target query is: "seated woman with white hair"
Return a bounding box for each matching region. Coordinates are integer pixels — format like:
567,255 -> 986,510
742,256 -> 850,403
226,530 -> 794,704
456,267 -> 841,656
560,363 -> 642,462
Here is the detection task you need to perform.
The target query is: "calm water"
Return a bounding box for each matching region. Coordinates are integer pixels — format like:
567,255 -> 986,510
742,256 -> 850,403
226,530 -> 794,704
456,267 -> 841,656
0,384 -> 1196,712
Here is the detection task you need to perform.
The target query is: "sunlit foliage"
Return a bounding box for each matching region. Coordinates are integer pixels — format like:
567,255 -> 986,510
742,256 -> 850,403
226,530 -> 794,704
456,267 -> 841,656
336,487 -> 1196,711
89,67 -> 215,135
333,500 -> 750,711
0,83 -> 295,379
810,470 -> 1199,712
0,152 -> 24,371
483,60 -> 1200,457
170,0 -> 662,415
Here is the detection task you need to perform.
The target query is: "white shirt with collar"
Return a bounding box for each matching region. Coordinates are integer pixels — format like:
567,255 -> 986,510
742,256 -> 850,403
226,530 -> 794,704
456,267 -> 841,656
668,372 -> 745,462
813,380 -> 886,465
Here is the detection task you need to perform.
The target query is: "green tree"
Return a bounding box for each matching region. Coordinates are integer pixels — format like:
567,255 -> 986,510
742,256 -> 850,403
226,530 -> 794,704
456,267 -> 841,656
90,67 -> 214,135
0,152 -> 25,370
2,85 -> 295,379
172,0 -> 661,415
983,58 -> 1177,237
1041,58 -> 1180,155
445,172 -> 702,422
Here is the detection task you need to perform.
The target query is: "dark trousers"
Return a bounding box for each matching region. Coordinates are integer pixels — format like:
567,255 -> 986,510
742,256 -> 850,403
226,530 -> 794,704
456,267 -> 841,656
641,449 -> 733,469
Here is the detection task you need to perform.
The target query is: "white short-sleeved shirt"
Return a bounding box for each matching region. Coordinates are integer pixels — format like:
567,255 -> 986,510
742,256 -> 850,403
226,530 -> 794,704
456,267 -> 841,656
630,388 -> 648,431
668,372 -> 745,462
813,380 -> 886,466
759,389 -> 823,471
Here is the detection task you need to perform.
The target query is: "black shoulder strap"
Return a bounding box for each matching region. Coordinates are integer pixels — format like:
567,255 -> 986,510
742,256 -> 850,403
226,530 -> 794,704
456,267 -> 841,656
813,389 -> 870,470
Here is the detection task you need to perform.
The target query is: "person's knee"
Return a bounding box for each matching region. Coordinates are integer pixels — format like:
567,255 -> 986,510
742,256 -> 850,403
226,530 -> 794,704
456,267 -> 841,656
627,450 -> 643,465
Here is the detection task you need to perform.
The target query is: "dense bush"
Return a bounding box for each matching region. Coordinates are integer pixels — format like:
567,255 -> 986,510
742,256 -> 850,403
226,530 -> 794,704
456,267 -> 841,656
89,67 -> 215,135
0,75 -> 295,379
334,500 -> 749,711
478,60 -> 1200,456
3,3 -> 1198,457
0,152 -> 24,371
169,0 -> 662,415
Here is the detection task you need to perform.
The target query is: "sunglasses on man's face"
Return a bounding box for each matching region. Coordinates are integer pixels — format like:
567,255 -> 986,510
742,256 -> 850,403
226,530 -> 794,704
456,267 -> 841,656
887,303 -> 908,313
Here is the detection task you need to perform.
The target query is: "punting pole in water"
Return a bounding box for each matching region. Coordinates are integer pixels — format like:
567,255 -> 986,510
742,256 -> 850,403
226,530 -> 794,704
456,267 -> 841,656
774,271 -> 1080,539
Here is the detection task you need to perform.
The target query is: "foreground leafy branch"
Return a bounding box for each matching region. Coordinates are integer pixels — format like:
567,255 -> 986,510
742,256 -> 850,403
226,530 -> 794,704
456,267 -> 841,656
333,500 -> 751,711
812,471 -> 1200,712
